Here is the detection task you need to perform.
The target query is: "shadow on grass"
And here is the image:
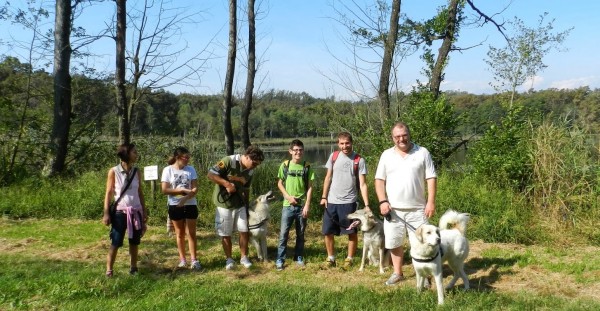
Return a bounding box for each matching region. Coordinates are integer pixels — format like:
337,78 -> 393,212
440,255 -> 522,292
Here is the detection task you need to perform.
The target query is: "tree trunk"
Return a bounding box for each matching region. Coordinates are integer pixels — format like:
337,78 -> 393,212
223,0 -> 237,155
429,0 -> 460,99
48,0 -> 72,176
241,0 -> 256,149
115,0 -> 129,144
378,0 -> 401,120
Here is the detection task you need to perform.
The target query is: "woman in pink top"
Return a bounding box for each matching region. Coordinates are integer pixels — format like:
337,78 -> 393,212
102,143 -> 147,277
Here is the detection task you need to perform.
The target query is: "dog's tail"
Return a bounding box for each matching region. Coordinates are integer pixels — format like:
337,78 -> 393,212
439,209 -> 470,235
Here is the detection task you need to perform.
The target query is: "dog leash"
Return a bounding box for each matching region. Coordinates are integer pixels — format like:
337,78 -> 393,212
387,210 -> 417,232
218,184 -> 252,230
391,210 -> 445,262
229,187 -> 272,231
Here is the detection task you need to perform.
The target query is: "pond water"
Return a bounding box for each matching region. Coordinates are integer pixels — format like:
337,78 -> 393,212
262,142 -> 469,166
261,143 -> 337,167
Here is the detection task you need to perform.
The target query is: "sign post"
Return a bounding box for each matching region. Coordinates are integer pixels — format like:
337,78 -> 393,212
143,165 -> 159,226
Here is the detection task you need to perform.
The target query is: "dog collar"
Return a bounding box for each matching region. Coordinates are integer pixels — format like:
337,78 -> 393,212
411,246 -> 444,263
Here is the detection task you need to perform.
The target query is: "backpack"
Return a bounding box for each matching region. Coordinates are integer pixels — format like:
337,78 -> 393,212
331,150 -> 361,190
282,160 -> 310,188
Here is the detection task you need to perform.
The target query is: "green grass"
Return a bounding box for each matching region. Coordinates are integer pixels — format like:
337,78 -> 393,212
0,163 -> 591,245
1,219 -> 600,310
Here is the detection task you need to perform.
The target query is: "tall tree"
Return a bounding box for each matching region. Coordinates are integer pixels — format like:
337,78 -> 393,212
223,0 -> 237,154
428,0 -> 461,99
378,0 -> 400,120
2,1 -> 52,182
115,0 -> 129,144
125,0 -> 209,134
485,13 -> 572,107
241,0 -> 256,149
48,0 -> 72,176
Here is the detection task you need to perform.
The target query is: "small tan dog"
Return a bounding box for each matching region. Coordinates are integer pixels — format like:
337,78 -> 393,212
347,208 -> 390,274
409,209 -> 470,305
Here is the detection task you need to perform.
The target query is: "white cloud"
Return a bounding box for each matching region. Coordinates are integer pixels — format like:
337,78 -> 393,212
521,75 -> 545,91
549,76 -> 600,90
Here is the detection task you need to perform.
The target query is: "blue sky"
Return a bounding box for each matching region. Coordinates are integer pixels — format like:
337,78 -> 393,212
1,0 -> 598,100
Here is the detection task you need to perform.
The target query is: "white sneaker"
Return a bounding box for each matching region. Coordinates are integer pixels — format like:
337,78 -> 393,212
225,258 -> 235,270
240,256 -> 252,269
177,260 -> 187,268
385,273 -> 405,286
190,260 -> 202,271
275,259 -> 284,271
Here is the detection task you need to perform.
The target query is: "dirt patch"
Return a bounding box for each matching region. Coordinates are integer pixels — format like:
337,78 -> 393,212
464,240 -> 600,302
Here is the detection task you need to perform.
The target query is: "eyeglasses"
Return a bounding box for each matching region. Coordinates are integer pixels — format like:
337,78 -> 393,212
291,148 -> 304,153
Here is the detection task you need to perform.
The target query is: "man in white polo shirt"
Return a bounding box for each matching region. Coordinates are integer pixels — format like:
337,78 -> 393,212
375,122 -> 437,286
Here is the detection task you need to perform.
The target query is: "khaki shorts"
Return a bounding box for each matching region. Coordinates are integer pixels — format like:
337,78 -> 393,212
384,208 -> 428,249
215,206 -> 248,236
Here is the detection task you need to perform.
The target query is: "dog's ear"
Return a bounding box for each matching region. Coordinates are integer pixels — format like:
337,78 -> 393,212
415,226 -> 424,243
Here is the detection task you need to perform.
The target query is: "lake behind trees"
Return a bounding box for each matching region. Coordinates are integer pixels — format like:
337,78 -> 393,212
261,141 -> 469,167
260,143 -> 337,167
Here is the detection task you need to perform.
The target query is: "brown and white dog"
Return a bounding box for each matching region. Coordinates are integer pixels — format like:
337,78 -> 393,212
247,190 -> 275,261
347,208 -> 390,274
409,209 -> 470,305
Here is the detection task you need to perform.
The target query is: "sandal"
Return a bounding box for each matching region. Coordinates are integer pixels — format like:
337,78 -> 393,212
105,270 -> 113,277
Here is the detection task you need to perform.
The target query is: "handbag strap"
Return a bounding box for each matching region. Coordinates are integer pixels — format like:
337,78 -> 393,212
112,167 -> 138,210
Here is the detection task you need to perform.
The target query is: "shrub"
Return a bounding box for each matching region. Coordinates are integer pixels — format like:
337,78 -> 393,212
436,170 -> 537,244
401,88 -> 461,167
470,104 -> 534,190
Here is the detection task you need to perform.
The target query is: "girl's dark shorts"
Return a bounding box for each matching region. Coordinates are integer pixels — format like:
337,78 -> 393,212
168,205 -> 199,221
322,202 -> 358,235
110,211 -> 142,247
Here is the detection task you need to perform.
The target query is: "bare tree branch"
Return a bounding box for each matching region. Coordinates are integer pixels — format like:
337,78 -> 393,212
465,0 -> 510,43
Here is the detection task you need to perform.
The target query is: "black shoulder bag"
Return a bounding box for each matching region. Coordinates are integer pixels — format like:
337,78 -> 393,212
109,167 -> 138,218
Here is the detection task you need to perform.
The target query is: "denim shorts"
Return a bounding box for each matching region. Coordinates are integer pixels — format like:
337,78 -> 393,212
109,211 -> 142,247
322,202 -> 358,235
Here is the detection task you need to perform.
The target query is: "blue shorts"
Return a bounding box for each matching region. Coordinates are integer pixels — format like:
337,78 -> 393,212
168,205 -> 199,221
109,211 -> 142,247
322,202 -> 358,236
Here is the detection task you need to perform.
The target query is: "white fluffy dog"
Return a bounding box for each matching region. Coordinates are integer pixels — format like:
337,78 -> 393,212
409,209 -> 470,305
247,190 -> 274,261
347,208 -> 390,274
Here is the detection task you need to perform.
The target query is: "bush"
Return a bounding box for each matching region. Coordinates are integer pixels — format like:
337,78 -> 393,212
436,170 -> 537,244
470,104 -> 534,190
401,88 -> 461,167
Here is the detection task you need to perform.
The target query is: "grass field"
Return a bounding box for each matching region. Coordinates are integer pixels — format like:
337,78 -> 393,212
1,217 -> 599,311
